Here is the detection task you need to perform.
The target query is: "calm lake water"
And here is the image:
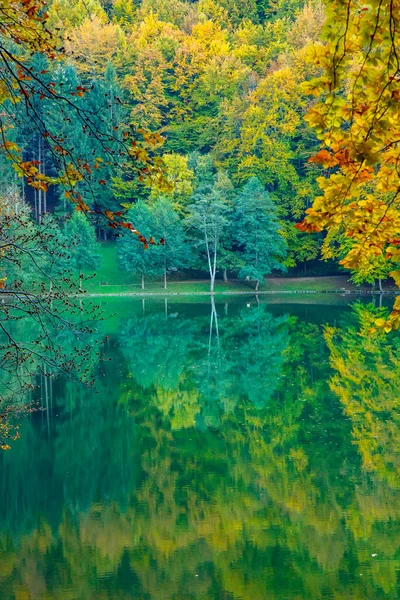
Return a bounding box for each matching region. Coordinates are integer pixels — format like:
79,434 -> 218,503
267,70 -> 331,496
0,296 -> 399,599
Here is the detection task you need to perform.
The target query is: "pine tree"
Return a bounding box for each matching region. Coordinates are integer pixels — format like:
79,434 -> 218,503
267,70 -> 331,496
64,212 -> 102,290
153,197 -> 189,289
117,202 -> 162,289
234,177 -> 286,290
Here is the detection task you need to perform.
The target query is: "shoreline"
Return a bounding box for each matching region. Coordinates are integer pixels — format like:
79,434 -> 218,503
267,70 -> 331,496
79,289 -> 400,298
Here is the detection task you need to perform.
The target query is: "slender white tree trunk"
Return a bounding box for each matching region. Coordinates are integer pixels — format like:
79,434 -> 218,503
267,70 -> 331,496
204,216 -> 213,292
34,189 -> 38,221
43,148 -> 47,214
212,232 -> 218,293
38,138 -> 42,221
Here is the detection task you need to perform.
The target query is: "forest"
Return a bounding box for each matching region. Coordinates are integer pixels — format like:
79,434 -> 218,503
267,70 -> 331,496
0,0 -> 327,296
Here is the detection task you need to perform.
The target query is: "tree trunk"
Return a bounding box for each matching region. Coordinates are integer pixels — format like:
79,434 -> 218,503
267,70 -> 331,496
34,189 -> 38,222
38,137 -> 42,221
212,235 -> 218,292
203,217 -> 216,294
44,366 -> 50,440
255,280 -> 260,291
223,268 -> 228,282
141,273 -> 145,290
43,144 -> 47,214
209,295 -> 220,352
378,277 -> 383,293
164,269 -> 167,290
79,271 -> 83,292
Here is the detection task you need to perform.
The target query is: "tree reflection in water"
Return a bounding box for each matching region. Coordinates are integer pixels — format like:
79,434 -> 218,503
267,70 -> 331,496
0,299 -> 399,600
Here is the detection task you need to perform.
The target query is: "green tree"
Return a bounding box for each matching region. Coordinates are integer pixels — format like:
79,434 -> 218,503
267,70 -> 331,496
64,212 -> 102,290
39,213 -> 72,293
234,177 -> 286,290
153,197 -> 189,289
186,158 -> 231,292
285,225 -> 320,274
117,202 -> 162,289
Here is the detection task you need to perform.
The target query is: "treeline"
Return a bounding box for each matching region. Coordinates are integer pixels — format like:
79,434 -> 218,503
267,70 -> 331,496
0,0 -> 329,279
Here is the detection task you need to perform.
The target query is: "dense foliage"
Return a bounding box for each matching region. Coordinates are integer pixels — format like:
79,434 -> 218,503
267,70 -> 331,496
0,0 -> 328,291
299,0 -> 400,326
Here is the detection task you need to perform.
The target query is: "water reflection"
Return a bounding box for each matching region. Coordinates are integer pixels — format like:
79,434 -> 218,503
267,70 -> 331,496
0,299 -> 399,599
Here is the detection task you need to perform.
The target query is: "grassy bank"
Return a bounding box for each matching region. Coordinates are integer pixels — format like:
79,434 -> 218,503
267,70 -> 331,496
80,243 -> 392,296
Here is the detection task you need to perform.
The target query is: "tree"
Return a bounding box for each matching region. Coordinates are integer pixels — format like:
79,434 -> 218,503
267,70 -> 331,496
117,202 -> 162,289
298,0 -> 400,327
153,197 -> 189,289
64,212 -> 102,290
149,154 -> 194,214
186,158 -> 231,292
39,213 -> 72,292
285,225 -> 320,274
234,177 -> 287,290
65,16 -> 123,77
47,0 -> 108,32
210,0 -> 260,26
137,0 -> 193,28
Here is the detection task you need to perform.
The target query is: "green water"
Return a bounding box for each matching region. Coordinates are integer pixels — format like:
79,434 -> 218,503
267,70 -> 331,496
0,297 -> 399,599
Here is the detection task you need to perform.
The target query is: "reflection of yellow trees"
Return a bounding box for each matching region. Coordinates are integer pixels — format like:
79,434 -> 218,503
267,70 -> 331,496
326,305 -> 400,490
324,305 -> 400,596
153,384 -> 200,430
2,398 -> 400,599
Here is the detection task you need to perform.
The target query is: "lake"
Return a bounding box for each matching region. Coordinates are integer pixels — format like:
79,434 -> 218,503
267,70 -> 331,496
0,296 -> 399,599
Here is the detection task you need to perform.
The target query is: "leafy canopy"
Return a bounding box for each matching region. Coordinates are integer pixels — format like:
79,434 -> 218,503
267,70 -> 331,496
298,0 -> 400,326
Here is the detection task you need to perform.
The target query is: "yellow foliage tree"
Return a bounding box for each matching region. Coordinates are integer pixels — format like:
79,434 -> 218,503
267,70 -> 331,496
298,0 -> 400,326
65,16 -> 124,76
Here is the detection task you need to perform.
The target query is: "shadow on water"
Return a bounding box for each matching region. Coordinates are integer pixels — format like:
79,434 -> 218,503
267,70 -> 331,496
0,296 -> 399,599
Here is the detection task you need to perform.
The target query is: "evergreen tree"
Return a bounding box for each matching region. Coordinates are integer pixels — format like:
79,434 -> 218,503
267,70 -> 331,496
213,170 -> 237,282
117,202 -> 162,289
153,197 -> 189,289
63,212 -> 102,290
39,213 -> 72,292
234,177 -> 286,290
